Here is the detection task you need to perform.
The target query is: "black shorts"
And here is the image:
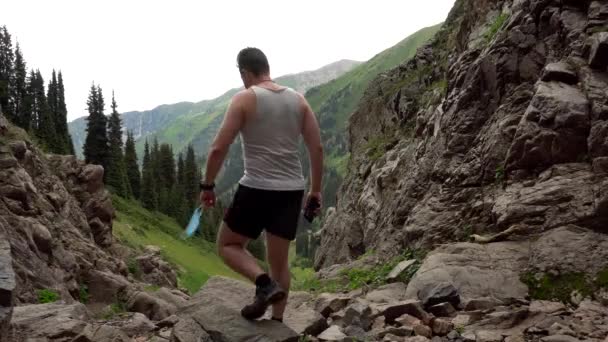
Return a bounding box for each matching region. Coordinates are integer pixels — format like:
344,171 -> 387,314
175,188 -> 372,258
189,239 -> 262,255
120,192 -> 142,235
224,184 -> 305,241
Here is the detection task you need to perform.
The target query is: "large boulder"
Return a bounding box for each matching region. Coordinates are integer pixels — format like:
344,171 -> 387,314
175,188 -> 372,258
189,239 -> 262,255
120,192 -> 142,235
405,242 -> 529,303
11,303 -> 91,340
0,226 -> 15,341
179,277 -> 299,341
136,250 -> 179,288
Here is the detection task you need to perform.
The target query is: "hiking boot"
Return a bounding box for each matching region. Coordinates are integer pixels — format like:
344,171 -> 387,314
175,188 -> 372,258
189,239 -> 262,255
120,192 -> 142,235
241,280 -> 286,320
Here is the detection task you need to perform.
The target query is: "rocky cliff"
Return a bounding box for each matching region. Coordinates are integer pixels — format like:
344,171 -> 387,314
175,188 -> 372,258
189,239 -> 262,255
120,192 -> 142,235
316,0 -> 608,268
0,112 -> 192,341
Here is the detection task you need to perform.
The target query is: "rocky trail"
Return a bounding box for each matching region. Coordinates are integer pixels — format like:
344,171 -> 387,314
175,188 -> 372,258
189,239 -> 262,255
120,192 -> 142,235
2,0 -> 608,341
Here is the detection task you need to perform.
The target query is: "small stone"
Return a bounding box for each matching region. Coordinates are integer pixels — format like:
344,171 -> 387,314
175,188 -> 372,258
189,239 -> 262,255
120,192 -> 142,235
387,260 -> 417,282
461,332 -> 475,342
396,314 -> 422,328
463,298 -> 500,311
431,318 -> 454,336
505,335 -> 525,342
344,325 -> 367,340
378,326 -> 414,338
405,337 -> 431,342
378,300 -> 433,324
372,316 -> 386,331
428,303 -> 456,317
413,324 -> 432,338
315,293 -> 351,317
529,301 -> 566,315
541,335 -> 581,342
450,314 -> 471,328
418,282 -> 460,309
431,337 -> 443,342
475,330 -> 503,342
548,322 -> 576,337
384,333 -> 406,342
318,325 -> 347,341
157,314 -> 179,328
447,330 -> 460,340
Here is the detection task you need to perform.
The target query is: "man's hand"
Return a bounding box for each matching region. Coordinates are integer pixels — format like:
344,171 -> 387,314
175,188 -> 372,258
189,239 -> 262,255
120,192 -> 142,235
200,190 -> 216,208
305,191 -> 322,217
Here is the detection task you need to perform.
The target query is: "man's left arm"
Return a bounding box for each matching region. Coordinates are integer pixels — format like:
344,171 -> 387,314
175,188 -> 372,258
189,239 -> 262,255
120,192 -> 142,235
201,91 -> 247,206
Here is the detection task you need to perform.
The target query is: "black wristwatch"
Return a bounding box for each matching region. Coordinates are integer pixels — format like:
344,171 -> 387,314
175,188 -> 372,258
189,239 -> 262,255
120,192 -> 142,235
199,181 -> 215,191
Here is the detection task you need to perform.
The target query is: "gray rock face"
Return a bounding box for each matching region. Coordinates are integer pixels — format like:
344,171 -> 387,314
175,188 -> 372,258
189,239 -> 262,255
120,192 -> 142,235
0,226 -> 15,342
170,317 -> 212,342
11,302 -> 91,340
179,277 -> 299,342
589,32 -> 608,70
314,0 -> 608,276
136,249 -> 179,288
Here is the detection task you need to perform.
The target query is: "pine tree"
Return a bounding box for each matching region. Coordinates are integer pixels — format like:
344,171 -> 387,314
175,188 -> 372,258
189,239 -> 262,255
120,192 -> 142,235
159,143 -> 176,191
140,140 -> 158,210
57,72 -> 74,154
177,153 -> 185,187
184,144 -> 199,211
124,131 -> 141,199
31,70 -> 57,151
0,26 -> 14,121
106,92 -> 130,197
83,83 -> 108,169
11,43 -> 28,130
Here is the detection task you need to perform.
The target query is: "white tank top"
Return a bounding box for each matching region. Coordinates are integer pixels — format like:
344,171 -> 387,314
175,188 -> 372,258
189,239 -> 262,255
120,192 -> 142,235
238,85 -> 306,191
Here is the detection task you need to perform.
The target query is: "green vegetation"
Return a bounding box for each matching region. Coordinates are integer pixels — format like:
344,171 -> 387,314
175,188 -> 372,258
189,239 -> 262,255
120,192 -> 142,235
100,298 -> 129,320
79,284 -> 89,304
521,268 -> 608,305
112,195 -> 241,294
37,289 -> 60,304
495,165 -> 505,183
292,249 -> 426,293
144,285 -> 161,292
484,13 -> 509,44
366,136 -> 392,162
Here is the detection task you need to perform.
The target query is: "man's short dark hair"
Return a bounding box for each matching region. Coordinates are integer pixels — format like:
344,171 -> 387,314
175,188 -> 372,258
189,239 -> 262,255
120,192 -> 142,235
237,47 -> 270,76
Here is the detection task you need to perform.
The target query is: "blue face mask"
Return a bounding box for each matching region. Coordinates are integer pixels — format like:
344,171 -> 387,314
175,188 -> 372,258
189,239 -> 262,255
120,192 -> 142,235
183,207 -> 202,238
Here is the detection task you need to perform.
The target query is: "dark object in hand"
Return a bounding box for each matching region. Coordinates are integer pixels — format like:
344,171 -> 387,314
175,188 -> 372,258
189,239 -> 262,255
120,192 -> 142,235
303,197 -> 320,223
200,182 -> 215,191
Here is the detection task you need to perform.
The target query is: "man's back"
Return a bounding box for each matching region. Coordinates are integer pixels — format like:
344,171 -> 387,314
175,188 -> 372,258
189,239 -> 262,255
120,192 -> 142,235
239,85 -> 306,191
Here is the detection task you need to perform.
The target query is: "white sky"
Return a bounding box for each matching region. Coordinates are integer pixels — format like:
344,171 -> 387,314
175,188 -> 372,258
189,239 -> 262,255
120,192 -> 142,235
2,0 -> 455,121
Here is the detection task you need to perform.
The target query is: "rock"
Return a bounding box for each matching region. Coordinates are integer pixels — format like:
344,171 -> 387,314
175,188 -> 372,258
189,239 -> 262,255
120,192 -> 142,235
475,330 -> 503,342
0,230 -> 14,342
541,335 -> 581,342
318,325 -> 347,341
11,303 -> 90,340
87,270 -> 131,304
126,290 -> 176,321
366,282 -> 408,304
376,300 -> 433,324
315,293 -> 351,317
589,32 -> 608,70
461,332 -> 476,342
383,333 -> 406,341
78,164 -> 105,193
179,277 -> 298,341
284,292 -> 328,336
395,314 -> 422,328
9,141 -> 27,159
75,323 -> 131,342
158,314 -> 180,328
152,287 -> 189,308
463,298 -> 501,311
446,330 -> 460,340
413,324 -> 432,338
418,282 -> 460,309
170,317 -> 212,342
406,242 -> 529,304
405,337 -> 431,342
505,335 -> 525,342
548,322 -> 576,337
427,303 -> 456,317
344,324 -> 367,340
451,314 -> 472,328
136,253 -> 179,288
541,62 -> 578,84
387,259 -> 417,282
529,301 -> 566,315
378,325 -> 414,338
117,312 -> 156,337
431,318 -> 454,336
343,299 -> 373,330
507,81 -> 590,170
372,315 -> 386,331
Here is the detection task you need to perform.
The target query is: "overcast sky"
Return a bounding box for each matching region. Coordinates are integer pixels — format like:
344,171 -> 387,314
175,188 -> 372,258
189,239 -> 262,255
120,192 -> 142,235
2,0 -> 455,121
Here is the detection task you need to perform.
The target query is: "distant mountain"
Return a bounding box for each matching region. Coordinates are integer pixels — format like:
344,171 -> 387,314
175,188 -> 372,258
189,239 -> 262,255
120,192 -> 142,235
68,59 -> 361,158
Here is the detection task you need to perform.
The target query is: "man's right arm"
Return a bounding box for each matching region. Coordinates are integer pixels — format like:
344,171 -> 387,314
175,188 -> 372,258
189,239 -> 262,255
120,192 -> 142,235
300,94 -> 324,202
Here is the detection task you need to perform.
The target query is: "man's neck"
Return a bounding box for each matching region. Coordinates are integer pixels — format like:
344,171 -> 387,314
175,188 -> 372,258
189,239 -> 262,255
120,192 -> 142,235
252,75 -> 273,86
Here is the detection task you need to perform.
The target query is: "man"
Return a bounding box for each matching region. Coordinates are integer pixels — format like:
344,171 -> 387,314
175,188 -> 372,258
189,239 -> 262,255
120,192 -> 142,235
200,47 -> 323,322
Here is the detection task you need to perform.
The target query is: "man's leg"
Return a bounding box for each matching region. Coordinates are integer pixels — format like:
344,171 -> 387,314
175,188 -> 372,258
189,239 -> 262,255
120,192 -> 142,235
266,231 -> 291,319
217,223 -> 265,282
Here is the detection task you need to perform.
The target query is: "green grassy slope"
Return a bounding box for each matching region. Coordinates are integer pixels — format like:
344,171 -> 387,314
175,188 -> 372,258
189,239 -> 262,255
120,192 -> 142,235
111,195 -> 241,293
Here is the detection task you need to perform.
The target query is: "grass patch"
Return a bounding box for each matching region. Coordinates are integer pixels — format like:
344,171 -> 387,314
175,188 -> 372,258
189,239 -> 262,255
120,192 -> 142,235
37,289 -> 60,304
144,285 -> 161,292
521,272 -> 595,304
495,165 -> 505,184
366,136 -> 392,162
292,249 -> 426,293
79,284 -> 89,304
127,257 -> 142,279
100,299 -> 129,320
112,195 -> 241,294
484,13 -> 509,44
